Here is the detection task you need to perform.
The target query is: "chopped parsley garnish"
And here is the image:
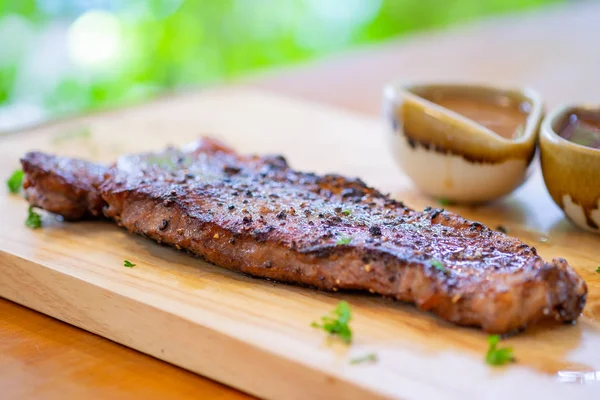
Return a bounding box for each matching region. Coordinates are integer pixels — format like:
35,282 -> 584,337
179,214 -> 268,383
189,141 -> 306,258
7,169 -> 24,193
485,334 -> 515,366
350,353 -> 377,365
431,259 -> 446,273
342,209 -> 352,216
596,266 -> 600,273
336,236 -> 352,245
123,260 -> 136,268
438,198 -> 453,207
311,301 -> 352,344
25,206 -> 42,229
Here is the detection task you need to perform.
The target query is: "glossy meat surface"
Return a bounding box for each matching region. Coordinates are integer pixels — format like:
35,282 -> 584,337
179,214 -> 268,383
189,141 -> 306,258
20,138 -> 587,333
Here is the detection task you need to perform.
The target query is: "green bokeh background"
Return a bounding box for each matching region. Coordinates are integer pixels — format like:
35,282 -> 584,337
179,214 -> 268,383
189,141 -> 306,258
0,0 -> 561,126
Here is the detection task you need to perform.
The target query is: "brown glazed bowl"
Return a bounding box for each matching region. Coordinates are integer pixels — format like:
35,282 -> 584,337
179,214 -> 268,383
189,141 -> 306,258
540,104 -> 600,232
383,82 -> 543,204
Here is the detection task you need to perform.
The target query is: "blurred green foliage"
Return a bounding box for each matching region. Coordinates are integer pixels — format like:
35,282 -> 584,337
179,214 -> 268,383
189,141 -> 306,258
0,0 -> 561,125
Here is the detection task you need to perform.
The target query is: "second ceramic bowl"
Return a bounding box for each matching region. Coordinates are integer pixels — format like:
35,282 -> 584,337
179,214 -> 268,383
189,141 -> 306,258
540,104 -> 600,233
383,82 -> 544,203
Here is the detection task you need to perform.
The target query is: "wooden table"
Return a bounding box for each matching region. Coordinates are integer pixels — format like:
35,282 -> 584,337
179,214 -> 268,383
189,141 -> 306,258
2,2 -> 599,399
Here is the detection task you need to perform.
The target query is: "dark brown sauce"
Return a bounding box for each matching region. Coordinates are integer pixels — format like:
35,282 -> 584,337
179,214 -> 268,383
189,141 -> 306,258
426,95 -> 530,139
557,110 -> 600,149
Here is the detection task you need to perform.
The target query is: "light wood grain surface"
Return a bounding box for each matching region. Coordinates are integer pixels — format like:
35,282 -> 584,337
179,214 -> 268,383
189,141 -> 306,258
1,87 -> 598,399
1,2 -> 600,399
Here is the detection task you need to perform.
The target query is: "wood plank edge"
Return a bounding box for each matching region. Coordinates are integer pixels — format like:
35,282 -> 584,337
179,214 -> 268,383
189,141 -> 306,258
0,250 -> 388,400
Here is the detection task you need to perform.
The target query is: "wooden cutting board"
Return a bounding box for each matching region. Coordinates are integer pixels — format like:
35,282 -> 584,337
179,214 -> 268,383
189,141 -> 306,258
0,88 -> 598,399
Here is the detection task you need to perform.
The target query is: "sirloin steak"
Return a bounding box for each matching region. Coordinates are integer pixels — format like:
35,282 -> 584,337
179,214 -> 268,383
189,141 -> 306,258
20,138 -> 587,333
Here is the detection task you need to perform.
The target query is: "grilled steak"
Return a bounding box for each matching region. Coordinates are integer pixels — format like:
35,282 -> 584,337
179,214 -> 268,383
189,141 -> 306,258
21,138 -> 587,333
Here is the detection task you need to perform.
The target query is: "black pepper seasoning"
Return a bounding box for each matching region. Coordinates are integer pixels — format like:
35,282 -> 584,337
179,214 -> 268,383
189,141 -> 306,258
369,226 -> 382,236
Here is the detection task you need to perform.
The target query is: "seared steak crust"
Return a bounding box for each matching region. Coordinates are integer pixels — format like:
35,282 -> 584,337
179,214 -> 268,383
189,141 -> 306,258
20,138 -> 587,333
22,152 -> 106,220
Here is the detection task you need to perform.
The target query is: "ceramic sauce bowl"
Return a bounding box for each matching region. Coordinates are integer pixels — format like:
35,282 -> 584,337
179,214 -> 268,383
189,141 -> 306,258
540,104 -> 600,232
383,83 -> 543,203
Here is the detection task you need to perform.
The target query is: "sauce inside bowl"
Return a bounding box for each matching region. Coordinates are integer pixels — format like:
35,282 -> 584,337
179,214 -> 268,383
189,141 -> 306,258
557,110 -> 600,149
418,90 -> 530,140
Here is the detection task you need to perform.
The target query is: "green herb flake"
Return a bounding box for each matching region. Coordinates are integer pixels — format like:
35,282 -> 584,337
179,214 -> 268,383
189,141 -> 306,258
431,259 -> 446,273
342,209 -> 352,216
336,236 -> 352,245
123,260 -> 136,268
25,206 -> 42,229
485,334 -> 515,366
7,169 -> 24,194
438,198 -> 453,207
595,266 -> 600,273
350,353 -> 378,365
311,301 -> 353,344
